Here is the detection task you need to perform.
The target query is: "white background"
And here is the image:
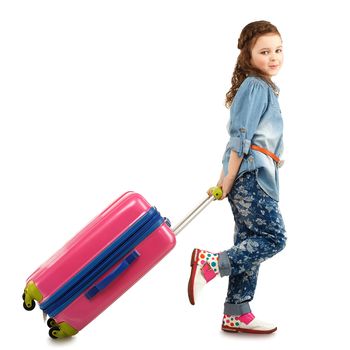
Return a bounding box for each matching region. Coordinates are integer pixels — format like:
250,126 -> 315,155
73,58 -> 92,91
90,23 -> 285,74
1,0 -> 349,348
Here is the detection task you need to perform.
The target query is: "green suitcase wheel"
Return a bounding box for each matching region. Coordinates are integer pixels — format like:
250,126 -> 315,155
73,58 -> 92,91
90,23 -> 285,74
49,326 -> 60,339
47,318 -> 57,328
23,299 -> 36,311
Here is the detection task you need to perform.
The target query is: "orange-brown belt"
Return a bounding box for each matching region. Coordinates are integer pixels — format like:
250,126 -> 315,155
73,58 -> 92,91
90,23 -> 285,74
250,145 -> 284,167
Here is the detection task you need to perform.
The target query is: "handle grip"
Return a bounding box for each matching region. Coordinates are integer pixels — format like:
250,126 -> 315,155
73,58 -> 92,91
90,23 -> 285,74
209,186 -> 223,200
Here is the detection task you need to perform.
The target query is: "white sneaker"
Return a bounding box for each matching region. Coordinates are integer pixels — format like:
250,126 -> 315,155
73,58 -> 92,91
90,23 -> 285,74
222,313 -> 277,334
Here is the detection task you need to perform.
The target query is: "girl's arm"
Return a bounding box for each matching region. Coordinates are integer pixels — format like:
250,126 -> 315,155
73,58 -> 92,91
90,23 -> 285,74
209,151 -> 243,199
216,168 -> 225,187
221,150 -> 243,199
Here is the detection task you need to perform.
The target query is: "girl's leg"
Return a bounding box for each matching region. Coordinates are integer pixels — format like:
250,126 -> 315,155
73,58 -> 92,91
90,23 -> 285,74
225,265 -> 260,306
220,223 -> 260,310
219,171 -> 286,278
218,171 -> 286,333
220,222 -> 260,315
188,171 -> 287,333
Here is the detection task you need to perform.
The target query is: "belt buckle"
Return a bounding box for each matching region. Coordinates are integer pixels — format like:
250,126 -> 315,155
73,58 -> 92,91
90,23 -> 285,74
277,159 -> 284,168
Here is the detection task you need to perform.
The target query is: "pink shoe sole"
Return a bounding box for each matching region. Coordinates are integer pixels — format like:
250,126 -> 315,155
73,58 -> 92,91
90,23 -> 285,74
187,249 -> 200,305
222,325 -> 277,334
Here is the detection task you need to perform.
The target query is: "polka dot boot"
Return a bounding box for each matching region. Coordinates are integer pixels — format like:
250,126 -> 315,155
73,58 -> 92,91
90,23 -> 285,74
222,313 -> 277,334
188,248 -> 219,305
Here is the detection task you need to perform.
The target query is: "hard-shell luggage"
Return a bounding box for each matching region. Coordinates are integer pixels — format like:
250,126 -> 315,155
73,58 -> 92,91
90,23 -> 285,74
22,188 -> 222,338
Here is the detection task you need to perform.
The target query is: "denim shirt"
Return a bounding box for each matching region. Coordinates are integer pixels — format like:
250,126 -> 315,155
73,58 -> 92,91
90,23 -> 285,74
222,76 -> 284,201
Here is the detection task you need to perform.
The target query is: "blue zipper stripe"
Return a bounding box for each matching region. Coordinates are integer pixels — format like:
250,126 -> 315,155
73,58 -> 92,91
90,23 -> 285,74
40,207 -> 163,316
48,213 -> 163,316
40,208 -> 155,312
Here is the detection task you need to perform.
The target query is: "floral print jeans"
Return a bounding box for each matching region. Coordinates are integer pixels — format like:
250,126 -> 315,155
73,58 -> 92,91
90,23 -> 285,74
218,171 -> 287,316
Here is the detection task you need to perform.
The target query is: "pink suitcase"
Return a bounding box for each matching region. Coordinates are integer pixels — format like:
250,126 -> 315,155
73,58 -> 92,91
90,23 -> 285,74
22,189 -> 221,338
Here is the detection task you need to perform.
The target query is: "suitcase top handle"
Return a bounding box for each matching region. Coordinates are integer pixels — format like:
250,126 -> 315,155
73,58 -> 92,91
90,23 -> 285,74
85,250 -> 140,300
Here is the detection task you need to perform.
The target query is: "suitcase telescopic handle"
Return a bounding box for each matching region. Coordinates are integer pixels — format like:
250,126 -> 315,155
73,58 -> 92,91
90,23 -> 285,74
172,186 -> 223,236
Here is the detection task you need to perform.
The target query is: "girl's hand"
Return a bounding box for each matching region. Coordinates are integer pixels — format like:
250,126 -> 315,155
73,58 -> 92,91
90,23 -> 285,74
207,187 -> 215,196
221,175 -> 235,199
207,168 -> 225,197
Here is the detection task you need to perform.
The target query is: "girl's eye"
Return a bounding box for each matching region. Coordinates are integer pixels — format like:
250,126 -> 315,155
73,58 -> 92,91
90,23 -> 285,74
260,51 -> 269,55
276,48 -> 283,53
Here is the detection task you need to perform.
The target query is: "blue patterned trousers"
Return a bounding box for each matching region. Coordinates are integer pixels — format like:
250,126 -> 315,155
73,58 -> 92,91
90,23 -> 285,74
218,171 -> 287,316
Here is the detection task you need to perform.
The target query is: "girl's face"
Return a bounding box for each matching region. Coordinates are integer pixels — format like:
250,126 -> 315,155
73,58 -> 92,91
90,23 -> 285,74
250,34 -> 283,77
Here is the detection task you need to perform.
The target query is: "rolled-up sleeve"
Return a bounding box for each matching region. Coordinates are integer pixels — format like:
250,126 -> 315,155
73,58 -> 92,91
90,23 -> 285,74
226,78 -> 268,158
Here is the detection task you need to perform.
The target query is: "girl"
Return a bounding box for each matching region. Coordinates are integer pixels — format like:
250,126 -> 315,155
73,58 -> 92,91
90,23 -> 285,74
188,21 -> 287,334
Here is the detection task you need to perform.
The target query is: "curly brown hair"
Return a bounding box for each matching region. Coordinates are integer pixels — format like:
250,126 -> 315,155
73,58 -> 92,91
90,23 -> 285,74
225,20 -> 281,108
